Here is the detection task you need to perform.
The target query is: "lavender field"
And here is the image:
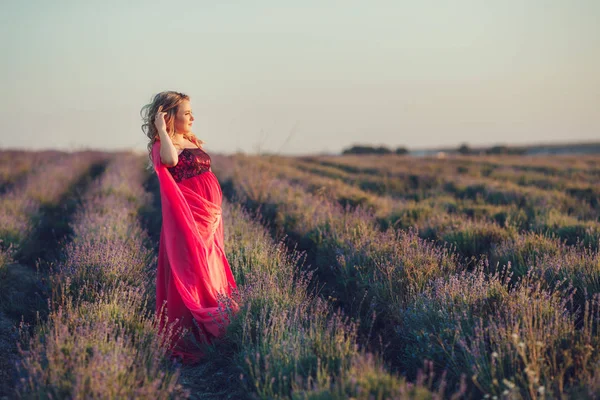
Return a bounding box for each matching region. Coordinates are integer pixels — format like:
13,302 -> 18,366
1,150 -> 599,399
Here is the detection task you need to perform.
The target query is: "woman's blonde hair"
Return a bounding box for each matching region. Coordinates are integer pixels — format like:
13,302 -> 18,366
140,91 -> 204,168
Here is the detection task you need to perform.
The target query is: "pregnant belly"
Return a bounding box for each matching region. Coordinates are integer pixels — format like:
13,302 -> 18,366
177,171 -> 222,205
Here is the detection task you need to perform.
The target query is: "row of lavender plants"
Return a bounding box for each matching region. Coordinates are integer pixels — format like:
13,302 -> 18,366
298,155 -> 600,221
276,153 -> 600,308
231,154 -> 600,283
226,156 -> 513,263
300,155 -> 600,240
15,153 -> 188,398
304,154 -> 600,188
0,151 -> 109,397
0,151 -> 106,280
208,196 -> 466,399
0,150 -> 65,194
250,155 -> 600,260
220,154 -> 600,398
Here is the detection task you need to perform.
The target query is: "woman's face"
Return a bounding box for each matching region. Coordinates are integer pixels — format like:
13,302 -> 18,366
173,99 -> 195,134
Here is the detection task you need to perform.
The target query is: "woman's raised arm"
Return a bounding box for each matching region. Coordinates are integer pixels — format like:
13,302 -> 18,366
155,111 -> 178,166
158,129 -> 178,167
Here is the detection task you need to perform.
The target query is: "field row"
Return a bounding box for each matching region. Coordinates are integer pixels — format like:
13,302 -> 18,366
238,155 -> 600,256
216,153 -> 600,399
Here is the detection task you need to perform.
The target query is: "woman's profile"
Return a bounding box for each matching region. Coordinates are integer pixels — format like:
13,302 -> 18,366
140,91 -> 239,364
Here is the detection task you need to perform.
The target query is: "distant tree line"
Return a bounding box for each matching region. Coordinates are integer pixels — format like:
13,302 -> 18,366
342,145 -> 409,155
341,143 -> 529,156
458,144 -> 527,155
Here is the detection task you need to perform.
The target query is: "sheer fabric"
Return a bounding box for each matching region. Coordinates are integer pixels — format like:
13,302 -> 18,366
152,140 -> 238,363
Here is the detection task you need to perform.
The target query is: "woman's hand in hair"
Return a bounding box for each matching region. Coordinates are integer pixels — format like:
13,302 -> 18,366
154,107 -> 168,133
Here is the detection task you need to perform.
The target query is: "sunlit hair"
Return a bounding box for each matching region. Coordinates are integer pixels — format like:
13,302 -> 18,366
140,91 -> 204,169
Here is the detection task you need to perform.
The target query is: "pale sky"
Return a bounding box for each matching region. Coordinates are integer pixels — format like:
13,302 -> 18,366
1,0 -> 598,155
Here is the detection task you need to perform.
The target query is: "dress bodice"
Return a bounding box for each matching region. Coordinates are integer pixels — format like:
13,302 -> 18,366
167,147 -> 211,183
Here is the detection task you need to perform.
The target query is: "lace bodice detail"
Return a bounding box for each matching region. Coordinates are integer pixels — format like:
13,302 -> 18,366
167,147 -> 211,183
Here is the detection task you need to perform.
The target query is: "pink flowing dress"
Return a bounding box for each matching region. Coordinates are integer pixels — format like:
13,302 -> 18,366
151,140 -> 239,364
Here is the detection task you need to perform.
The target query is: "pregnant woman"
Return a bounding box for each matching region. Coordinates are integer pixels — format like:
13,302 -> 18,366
140,91 -> 239,364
